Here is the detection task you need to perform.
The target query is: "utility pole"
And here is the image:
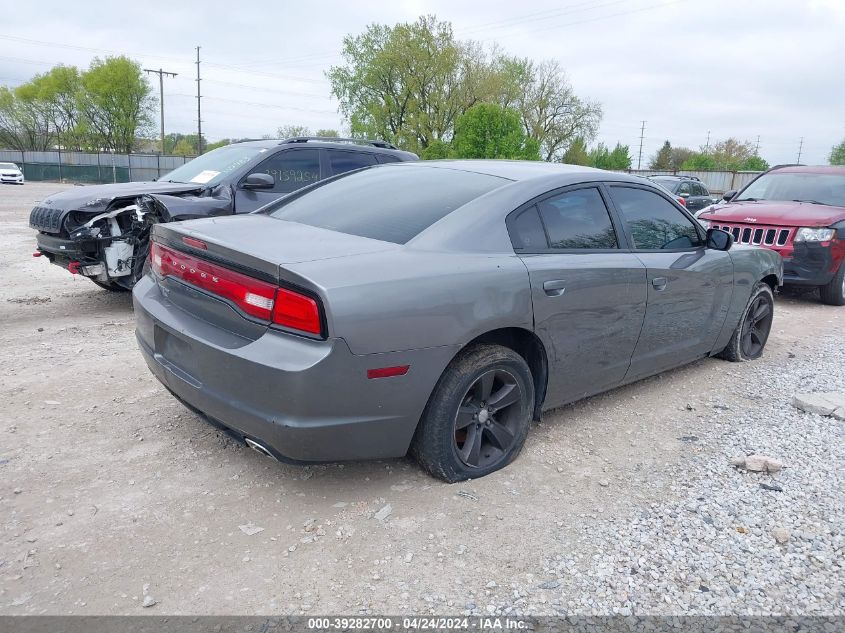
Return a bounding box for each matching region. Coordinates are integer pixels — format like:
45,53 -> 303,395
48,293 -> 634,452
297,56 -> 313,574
195,46 -> 203,155
705,130 -> 711,153
796,137 -> 804,164
754,135 -> 760,155
637,120 -> 646,170
144,68 -> 178,154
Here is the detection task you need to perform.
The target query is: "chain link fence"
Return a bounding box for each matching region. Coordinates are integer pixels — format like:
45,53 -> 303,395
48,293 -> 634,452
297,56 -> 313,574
0,149 -> 197,184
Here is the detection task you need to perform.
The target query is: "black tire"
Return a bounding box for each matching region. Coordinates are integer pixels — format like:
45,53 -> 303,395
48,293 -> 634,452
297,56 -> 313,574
90,279 -> 131,292
411,344 -> 534,483
717,282 -> 775,362
818,262 -> 845,306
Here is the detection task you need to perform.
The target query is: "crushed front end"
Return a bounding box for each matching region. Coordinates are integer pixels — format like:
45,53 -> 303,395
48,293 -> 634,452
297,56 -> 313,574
31,196 -> 164,290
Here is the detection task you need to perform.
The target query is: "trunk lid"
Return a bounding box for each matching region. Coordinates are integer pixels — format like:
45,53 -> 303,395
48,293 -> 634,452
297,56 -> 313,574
153,215 -> 398,282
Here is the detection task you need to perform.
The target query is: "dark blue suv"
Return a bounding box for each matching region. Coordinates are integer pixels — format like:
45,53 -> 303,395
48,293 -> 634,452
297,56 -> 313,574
30,137 -> 417,290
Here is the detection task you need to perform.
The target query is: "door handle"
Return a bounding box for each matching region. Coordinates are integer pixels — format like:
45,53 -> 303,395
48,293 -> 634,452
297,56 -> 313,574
652,277 -> 668,291
543,280 -> 567,296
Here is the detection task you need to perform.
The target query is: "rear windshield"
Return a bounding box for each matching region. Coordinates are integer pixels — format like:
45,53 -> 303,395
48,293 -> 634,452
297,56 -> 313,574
265,165 -> 509,244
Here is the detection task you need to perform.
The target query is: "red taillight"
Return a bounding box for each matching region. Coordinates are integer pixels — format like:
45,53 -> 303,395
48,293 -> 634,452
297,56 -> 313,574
272,287 -> 322,334
677,197 -> 687,206
150,242 -> 322,335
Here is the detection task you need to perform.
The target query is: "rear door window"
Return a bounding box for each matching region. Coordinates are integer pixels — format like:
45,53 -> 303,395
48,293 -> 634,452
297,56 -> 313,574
537,188 -> 618,250
327,150 -> 378,175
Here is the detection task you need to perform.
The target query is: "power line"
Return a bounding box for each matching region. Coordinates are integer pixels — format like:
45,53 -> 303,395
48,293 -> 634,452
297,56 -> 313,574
144,68 -> 178,154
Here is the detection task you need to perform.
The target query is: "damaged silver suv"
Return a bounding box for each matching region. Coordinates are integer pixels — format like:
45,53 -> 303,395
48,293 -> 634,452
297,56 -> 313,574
29,137 -> 417,290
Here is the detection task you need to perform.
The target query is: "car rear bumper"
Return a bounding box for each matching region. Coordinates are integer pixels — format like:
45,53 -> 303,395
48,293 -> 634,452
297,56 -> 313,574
132,274 -> 457,463
781,240 -> 844,286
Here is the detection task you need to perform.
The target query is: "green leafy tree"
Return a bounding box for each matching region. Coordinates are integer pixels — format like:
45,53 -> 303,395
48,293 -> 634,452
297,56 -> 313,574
561,137 -> 590,165
420,139 -> 453,160
0,86 -> 53,150
587,142 -> 631,170
18,65 -> 84,149
452,103 -> 540,160
680,153 -> 718,170
77,56 -> 155,152
327,16 -> 597,156
649,141 -> 673,170
608,142 -> 632,169
741,155 -> 769,171
508,58 -> 602,161
277,124 -> 311,139
710,137 -> 757,170
829,139 -> 845,165
204,138 -> 231,152
669,146 -> 696,170
172,138 -> 195,156
315,128 -> 340,138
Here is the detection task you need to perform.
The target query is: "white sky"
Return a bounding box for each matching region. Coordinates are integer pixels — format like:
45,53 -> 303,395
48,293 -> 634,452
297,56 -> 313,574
2,0 -> 844,165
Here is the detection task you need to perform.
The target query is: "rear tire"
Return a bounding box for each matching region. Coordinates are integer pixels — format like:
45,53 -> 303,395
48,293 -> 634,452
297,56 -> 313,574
717,282 -> 774,362
818,262 -> 845,306
411,344 -> 534,483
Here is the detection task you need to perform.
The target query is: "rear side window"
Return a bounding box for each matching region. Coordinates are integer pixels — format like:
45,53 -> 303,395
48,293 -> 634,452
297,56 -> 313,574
327,150 -> 377,175
509,207 -> 548,250
267,165 -> 508,244
537,188 -> 618,249
610,186 -> 703,250
377,154 -> 402,164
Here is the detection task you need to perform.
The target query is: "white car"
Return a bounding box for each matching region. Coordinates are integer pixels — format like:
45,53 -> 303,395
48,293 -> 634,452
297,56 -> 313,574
0,162 -> 24,184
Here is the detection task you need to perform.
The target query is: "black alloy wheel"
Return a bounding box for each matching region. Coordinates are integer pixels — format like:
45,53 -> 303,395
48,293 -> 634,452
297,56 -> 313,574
740,291 -> 774,359
453,368 -> 524,469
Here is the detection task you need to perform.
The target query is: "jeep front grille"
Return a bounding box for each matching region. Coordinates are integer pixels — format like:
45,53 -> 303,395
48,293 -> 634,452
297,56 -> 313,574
714,222 -> 792,247
29,206 -> 64,234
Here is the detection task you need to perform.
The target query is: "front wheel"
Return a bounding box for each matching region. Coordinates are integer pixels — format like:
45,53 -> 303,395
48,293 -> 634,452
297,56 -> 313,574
411,344 -> 534,483
818,262 -> 845,306
717,282 -> 774,362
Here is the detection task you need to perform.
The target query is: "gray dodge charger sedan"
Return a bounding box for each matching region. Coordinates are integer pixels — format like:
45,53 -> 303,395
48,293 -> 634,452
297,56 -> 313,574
133,161 -> 783,482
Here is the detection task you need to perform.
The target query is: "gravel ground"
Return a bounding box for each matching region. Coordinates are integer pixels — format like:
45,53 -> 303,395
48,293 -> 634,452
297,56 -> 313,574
0,182 -> 843,616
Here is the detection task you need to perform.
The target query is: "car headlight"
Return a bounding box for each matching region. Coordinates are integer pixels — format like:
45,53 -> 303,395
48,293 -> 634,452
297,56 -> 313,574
794,227 -> 835,242
698,219 -> 711,229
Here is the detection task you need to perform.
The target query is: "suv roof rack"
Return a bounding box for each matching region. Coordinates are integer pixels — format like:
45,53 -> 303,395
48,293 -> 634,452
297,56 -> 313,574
280,136 -> 399,150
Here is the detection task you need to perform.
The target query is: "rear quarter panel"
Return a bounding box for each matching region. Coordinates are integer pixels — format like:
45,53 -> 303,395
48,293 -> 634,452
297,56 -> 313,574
287,250 -> 533,355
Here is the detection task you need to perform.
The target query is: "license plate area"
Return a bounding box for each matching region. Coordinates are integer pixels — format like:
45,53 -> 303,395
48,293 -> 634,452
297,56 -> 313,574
154,324 -> 200,386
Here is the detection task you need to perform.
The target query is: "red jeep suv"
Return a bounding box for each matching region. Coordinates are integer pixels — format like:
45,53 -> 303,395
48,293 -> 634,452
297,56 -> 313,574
699,165 -> 845,305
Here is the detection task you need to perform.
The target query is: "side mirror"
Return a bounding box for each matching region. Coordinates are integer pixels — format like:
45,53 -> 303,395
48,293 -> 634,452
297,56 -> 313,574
706,228 -> 732,251
679,191 -> 690,198
242,173 -> 275,189
722,190 -> 737,202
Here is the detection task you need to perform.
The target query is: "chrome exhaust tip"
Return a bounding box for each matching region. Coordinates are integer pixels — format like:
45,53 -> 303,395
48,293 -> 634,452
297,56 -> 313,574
244,437 -> 278,461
